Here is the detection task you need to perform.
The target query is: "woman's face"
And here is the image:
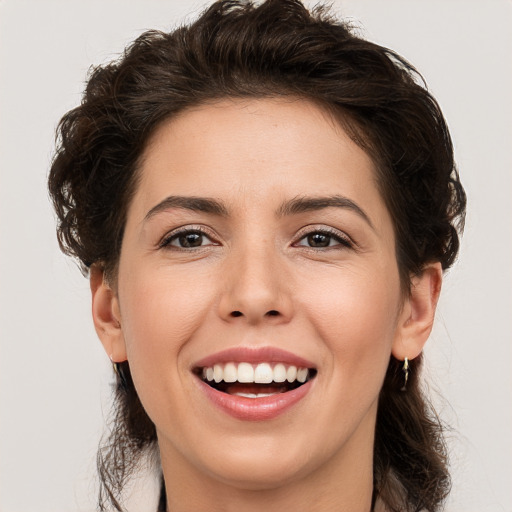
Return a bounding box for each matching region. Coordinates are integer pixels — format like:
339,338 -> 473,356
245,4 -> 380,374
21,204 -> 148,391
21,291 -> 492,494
101,98 -> 414,490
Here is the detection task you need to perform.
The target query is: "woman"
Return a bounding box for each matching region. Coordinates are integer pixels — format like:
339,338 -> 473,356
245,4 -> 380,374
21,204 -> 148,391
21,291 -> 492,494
48,0 -> 466,510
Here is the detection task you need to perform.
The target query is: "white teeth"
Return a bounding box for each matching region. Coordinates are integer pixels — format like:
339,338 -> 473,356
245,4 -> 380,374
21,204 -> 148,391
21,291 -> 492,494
286,365 -> 297,383
213,364 -> 223,383
200,362 -> 311,384
297,367 -> 308,383
223,362 -> 237,383
254,363 -> 273,383
237,362 -> 254,383
235,392 -> 279,398
273,363 -> 287,383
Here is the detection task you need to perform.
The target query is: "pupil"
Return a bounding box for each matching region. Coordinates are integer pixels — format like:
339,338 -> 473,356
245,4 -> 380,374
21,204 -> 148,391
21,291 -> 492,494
308,233 -> 330,247
180,232 -> 202,247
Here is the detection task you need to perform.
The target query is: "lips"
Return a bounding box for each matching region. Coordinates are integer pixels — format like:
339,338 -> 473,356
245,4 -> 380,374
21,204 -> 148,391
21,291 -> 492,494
194,346 -> 315,369
192,347 -> 317,420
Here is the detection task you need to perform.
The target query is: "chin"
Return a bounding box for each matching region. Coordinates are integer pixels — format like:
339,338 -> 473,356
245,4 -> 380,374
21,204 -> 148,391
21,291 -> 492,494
186,426 -> 335,492
203,452 -> 314,491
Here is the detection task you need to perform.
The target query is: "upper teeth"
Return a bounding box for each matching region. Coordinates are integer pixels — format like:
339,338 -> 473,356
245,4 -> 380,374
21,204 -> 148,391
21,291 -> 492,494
202,362 -> 310,384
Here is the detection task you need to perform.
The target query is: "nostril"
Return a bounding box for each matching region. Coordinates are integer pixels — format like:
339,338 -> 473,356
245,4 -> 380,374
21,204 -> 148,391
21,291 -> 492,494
228,310 -> 280,318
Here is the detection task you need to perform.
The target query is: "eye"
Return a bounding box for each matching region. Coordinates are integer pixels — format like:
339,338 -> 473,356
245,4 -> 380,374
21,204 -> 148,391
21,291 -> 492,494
295,229 -> 352,249
160,229 -> 216,249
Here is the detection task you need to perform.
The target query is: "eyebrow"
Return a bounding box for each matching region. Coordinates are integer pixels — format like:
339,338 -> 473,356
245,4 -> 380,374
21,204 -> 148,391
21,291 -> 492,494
144,194 -> 373,229
277,195 -> 374,229
144,196 -> 229,221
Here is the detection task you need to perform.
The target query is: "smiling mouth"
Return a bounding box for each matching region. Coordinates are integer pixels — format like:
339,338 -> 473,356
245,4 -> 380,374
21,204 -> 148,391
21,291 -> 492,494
195,362 -> 317,398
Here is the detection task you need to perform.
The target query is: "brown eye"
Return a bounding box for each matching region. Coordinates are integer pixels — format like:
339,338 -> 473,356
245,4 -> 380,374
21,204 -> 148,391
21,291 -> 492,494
296,229 -> 353,249
162,230 -> 214,249
176,232 -> 204,247
307,233 -> 331,247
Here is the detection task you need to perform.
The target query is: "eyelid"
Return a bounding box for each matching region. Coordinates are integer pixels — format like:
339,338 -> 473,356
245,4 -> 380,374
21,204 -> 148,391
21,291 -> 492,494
292,225 -> 355,249
158,224 -> 219,249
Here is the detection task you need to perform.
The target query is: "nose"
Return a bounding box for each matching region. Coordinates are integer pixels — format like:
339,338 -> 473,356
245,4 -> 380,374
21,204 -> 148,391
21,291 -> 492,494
217,241 -> 293,325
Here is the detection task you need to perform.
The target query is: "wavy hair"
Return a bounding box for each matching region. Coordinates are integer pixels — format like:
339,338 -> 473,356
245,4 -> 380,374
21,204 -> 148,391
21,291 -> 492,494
48,1 -> 466,510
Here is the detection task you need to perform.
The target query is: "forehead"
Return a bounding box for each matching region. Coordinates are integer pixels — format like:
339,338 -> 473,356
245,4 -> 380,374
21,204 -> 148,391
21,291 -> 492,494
132,97 -> 387,223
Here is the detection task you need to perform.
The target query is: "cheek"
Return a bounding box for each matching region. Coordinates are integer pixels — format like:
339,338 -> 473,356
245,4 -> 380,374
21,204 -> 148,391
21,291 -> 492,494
118,265 -> 216,371
301,263 -> 401,379
116,265 -> 222,433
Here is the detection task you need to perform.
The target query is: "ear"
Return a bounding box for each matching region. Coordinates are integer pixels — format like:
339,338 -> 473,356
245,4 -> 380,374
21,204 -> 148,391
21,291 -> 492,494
392,262 -> 443,361
90,265 -> 127,363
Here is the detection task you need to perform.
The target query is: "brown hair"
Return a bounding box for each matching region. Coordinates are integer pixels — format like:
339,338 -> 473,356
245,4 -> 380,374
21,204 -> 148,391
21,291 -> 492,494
48,1 -> 466,510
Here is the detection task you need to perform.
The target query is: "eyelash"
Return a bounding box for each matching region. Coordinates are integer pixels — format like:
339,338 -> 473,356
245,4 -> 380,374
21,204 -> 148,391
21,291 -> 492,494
293,226 -> 354,250
159,226 -> 218,250
159,225 -> 354,251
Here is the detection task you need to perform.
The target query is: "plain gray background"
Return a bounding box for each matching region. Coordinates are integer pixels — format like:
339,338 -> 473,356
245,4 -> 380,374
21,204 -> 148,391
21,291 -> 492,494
1,1 -> 511,511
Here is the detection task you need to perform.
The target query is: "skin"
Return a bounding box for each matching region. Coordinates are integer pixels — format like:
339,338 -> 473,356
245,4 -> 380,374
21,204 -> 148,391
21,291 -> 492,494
91,97 -> 442,512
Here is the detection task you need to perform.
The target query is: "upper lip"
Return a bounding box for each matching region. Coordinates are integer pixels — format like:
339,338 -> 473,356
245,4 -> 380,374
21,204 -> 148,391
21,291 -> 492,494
193,346 -> 316,369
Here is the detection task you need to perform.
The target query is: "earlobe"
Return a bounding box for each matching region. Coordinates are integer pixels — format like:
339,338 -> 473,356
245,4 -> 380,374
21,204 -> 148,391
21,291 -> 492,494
90,265 -> 127,363
392,262 -> 443,361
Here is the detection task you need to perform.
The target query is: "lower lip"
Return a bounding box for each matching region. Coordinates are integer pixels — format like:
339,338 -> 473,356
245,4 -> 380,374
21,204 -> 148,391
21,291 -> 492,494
196,378 -> 314,421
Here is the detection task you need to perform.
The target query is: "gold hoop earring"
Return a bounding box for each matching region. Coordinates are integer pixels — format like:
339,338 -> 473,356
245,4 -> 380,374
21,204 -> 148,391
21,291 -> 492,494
401,357 -> 409,391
